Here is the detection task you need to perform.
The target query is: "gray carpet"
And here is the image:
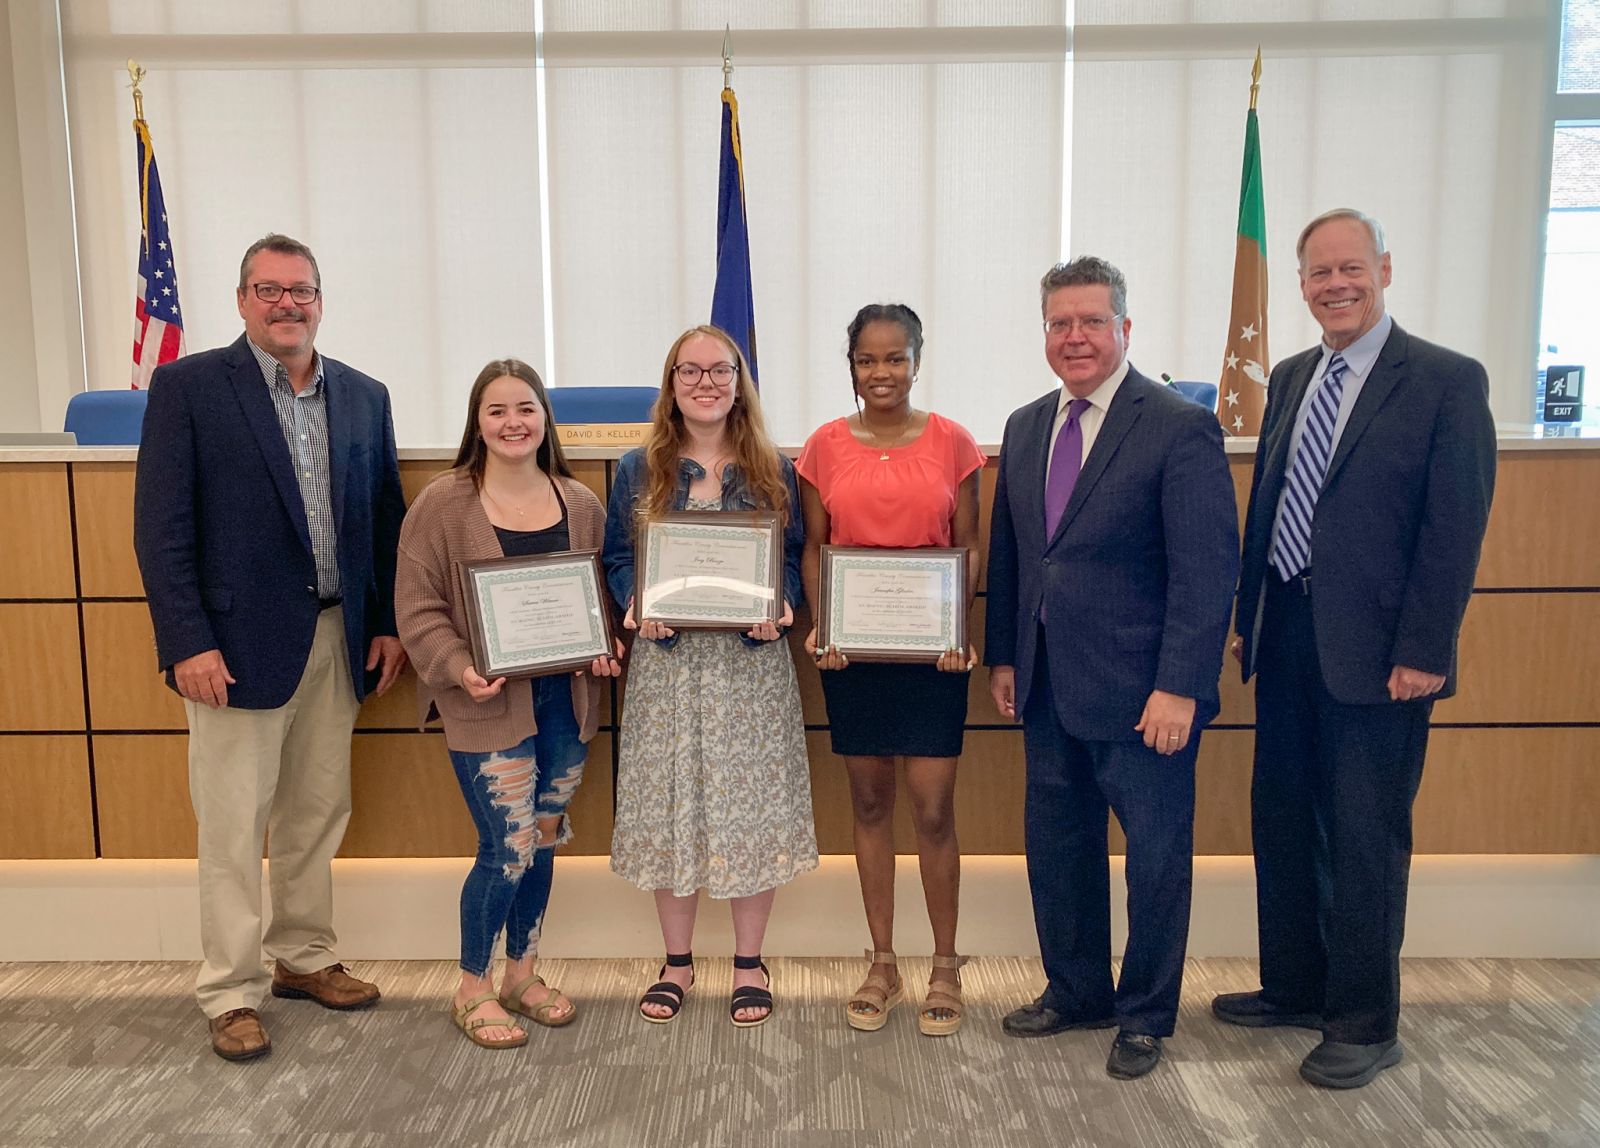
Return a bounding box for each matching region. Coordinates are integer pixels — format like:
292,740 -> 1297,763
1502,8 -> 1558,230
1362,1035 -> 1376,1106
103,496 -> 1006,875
0,957 -> 1596,1147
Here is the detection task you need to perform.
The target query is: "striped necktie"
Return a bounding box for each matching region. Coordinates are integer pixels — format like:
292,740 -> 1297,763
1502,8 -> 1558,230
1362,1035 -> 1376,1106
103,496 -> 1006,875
1270,352 -> 1349,581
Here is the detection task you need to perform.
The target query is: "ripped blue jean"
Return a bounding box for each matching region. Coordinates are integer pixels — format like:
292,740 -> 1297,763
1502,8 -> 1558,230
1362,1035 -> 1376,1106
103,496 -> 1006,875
447,676 -> 587,976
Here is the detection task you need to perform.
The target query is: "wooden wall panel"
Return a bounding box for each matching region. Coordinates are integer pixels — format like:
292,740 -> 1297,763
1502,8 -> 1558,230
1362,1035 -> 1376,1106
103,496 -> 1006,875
72,463 -> 142,598
567,732 -> 615,857
0,604 -> 85,729
344,731 -> 615,858
344,733 -> 474,857
0,736 -> 95,858
1477,452 -> 1600,588
570,459 -> 607,506
1434,593 -> 1600,723
399,460 -> 451,503
0,465 -> 75,598
1416,728 -> 1600,853
807,729 -> 1029,856
354,668 -> 424,730
82,601 -> 184,730
95,734 -> 195,858
1192,730 -> 1254,855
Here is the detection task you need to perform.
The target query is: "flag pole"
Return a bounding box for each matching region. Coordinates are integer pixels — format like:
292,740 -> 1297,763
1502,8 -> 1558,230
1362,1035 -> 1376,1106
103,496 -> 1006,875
127,58 -> 145,122
1250,45 -> 1261,111
722,26 -> 733,90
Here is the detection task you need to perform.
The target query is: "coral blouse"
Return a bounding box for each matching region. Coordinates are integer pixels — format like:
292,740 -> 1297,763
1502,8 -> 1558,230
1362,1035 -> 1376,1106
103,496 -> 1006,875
796,412 -> 987,548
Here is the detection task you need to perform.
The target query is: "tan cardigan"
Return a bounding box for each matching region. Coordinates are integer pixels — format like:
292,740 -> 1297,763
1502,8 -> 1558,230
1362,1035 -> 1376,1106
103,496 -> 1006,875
395,468 -> 605,753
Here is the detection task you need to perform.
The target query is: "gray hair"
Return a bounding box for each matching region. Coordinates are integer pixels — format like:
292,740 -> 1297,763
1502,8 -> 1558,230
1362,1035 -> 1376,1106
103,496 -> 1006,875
1039,256 -> 1127,318
238,233 -> 321,291
1296,209 -> 1387,267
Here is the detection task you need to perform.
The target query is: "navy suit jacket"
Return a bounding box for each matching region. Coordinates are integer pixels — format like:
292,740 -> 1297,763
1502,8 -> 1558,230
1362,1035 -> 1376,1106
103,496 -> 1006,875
985,367 -> 1240,741
134,335 -> 406,710
1237,322 -> 1496,704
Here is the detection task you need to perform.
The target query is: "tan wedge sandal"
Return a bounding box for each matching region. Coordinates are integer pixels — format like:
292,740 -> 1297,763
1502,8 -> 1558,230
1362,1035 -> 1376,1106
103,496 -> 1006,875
846,949 -> 903,1032
918,954 -> 970,1037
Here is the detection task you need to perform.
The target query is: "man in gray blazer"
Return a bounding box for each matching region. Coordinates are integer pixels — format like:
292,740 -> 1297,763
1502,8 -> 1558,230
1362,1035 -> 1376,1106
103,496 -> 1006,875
986,257 -> 1238,1078
1214,209 -> 1496,1088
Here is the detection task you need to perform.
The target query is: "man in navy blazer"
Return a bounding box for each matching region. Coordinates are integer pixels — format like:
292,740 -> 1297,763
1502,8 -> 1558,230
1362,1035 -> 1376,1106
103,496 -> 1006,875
986,257 -> 1239,1079
134,234 -> 407,1062
1213,210 -> 1495,1088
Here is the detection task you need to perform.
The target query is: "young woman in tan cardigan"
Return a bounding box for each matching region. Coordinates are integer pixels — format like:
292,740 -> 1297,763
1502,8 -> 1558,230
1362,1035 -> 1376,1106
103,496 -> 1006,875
396,359 -> 620,1049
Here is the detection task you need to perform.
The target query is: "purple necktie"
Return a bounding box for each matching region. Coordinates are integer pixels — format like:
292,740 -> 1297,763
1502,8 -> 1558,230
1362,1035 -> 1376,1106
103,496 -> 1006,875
1044,398 -> 1092,537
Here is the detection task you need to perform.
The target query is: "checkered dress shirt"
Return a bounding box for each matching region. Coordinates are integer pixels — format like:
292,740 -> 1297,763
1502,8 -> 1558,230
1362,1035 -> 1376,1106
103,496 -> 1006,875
248,339 -> 340,597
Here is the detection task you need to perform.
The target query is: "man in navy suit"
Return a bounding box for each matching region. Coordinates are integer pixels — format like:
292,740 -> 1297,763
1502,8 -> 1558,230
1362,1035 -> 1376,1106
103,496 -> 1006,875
1213,210 -> 1495,1088
985,257 -> 1239,1078
135,234 -> 407,1062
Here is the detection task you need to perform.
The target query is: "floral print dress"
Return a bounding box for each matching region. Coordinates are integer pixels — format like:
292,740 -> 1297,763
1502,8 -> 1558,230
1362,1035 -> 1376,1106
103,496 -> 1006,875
610,499 -> 819,899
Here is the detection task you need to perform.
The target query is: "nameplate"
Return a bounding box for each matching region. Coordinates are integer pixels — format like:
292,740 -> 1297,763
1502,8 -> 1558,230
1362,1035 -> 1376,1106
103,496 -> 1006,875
556,423 -> 651,447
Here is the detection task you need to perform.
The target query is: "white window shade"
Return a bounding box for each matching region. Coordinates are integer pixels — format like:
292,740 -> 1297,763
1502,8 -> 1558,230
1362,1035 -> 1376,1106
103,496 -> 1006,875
51,0 -> 1550,444
543,57 -> 1066,445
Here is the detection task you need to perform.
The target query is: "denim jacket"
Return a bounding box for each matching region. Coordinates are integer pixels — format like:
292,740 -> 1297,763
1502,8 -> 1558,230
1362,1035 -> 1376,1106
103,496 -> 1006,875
603,447 -> 805,649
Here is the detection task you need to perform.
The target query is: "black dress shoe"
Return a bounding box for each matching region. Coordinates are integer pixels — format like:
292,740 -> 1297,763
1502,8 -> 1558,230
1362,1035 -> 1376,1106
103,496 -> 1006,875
1299,1038 -> 1402,1089
1211,990 -> 1322,1030
1000,998 -> 1116,1038
1106,1031 -> 1162,1079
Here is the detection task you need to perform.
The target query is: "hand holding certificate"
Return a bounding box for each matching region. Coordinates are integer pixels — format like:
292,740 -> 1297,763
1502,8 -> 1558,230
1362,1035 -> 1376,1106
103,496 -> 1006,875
636,511 -> 784,630
458,550 -> 615,680
816,546 -> 968,663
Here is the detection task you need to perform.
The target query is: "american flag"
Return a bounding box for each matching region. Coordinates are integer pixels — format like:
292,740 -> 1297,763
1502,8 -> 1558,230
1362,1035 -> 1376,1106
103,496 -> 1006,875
132,118 -> 184,389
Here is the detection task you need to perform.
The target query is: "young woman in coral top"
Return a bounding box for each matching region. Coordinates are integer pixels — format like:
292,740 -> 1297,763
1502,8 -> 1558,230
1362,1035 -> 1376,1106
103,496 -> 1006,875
796,304 -> 985,1036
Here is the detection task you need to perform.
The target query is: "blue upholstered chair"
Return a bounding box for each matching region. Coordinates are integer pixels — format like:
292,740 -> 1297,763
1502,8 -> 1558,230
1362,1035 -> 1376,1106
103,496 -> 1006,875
1166,380 -> 1219,413
63,389 -> 150,445
546,386 -> 659,425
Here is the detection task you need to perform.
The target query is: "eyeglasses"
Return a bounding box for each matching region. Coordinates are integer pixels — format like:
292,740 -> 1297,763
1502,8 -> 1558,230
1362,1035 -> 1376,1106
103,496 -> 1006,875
672,362 -> 738,388
249,283 -> 322,305
1043,314 -> 1121,337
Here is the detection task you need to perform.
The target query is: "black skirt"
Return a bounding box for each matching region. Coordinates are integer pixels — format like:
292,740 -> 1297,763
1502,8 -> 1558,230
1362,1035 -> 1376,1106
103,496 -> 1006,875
818,659 -> 970,759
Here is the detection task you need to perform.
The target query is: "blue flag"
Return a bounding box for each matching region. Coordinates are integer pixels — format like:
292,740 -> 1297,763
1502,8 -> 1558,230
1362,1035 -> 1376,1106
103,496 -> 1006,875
711,87 -> 757,385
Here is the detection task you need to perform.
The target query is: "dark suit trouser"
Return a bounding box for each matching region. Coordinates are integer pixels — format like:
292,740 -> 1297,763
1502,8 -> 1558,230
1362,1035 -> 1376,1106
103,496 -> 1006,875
1252,578 -> 1432,1045
1021,649 -> 1196,1037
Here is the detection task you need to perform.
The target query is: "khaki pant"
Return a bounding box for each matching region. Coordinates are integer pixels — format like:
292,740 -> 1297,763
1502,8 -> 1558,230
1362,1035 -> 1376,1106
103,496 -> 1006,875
186,607 -> 360,1017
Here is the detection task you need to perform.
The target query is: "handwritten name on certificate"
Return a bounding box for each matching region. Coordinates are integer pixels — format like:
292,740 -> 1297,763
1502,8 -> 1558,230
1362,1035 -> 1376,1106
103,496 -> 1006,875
638,512 -> 781,626
840,569 -> 945,636
488,578 -> 592,656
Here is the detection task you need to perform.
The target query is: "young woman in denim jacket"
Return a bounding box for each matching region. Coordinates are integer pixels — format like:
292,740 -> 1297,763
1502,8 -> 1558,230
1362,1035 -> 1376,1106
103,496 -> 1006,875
602,325 -> 818,1028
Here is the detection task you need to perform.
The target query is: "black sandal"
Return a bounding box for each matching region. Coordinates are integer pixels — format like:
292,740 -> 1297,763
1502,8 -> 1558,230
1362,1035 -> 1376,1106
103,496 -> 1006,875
639,952 -> 694,1024
730,954 -> 773,1029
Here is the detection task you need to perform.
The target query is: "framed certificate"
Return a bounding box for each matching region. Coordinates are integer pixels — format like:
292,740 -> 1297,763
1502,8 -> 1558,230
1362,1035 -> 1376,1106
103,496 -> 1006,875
457,550 -> 615,679
817,546 -> 967,663
636,510 -> 783,629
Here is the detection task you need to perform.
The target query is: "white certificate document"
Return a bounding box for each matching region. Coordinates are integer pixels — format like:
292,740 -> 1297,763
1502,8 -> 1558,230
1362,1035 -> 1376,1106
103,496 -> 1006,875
639,514 -> 780,626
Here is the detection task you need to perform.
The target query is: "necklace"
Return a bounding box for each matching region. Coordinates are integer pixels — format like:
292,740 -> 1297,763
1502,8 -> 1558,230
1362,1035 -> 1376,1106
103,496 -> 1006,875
484,475 -> 554,523
859,410 -> 917,461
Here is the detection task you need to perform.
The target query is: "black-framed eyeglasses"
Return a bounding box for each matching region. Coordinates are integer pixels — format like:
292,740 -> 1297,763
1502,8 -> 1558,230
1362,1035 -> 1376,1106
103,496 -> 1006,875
672,362 -> 738,388
249,283 -> 322,305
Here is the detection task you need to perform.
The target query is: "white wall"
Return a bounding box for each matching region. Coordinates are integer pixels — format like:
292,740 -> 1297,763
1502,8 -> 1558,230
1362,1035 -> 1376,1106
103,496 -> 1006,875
0,1 -> 39,430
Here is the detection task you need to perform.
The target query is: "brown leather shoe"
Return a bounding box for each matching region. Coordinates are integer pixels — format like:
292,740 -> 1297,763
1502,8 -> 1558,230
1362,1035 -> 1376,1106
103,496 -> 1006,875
271,962 -> 381,1010
209,1008 -> 271,1061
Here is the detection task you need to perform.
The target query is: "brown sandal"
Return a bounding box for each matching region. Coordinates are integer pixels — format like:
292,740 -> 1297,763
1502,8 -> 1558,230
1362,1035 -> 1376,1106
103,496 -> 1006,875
499,973 -> 576,1028
451,991 -> 528,1049
918,954 -> 970,1037
846,949 -> 903,1032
